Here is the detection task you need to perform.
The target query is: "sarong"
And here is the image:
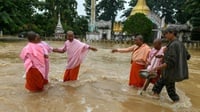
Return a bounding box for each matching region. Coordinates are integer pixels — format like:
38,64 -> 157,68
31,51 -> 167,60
63,64 -> 80,82
129,62 -> 145,87
25,68 -> 46,92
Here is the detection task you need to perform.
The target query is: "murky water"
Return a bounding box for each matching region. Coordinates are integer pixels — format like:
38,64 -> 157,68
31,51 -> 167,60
0,41 -> 199,112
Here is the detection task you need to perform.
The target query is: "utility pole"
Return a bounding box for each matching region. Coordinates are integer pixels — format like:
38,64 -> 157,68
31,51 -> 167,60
89,0 -> 96,32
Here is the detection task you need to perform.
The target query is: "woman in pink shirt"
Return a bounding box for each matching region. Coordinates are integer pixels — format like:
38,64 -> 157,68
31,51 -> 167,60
53,31 -> 97,82
20,31 -> 47,92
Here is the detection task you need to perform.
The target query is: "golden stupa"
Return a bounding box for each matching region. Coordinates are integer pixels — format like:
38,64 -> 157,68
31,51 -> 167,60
113,0 -> 151,33
130,0 -> 150,16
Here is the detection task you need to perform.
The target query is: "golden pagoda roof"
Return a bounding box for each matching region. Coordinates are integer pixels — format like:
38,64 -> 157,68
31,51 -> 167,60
113,22 -> 123,33
130,0 -> 150,16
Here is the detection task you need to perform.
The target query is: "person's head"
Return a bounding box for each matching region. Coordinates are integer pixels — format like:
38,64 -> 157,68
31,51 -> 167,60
27,31 -> 40,43
134,34 -> 144,46
36,33 -> 41,42
66,30 -> 74,42
162,26 -> 177,41
153,38 -> 162,50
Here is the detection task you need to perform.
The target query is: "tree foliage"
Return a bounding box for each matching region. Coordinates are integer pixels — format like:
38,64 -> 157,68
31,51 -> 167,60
0,0 -> 88,37
83,0 -> 99,20
84,0 -> 126,27
73,16 -> 89,36
183,0 -> 200,41
120,0 -> 136,19
147,0 -> 187,24
0,0 -> 38,34
41,0 -> 78,35
1,0 -> 199,40
96,0 -> 126,21
123,13 -> 153,42
122,0 -> 187,24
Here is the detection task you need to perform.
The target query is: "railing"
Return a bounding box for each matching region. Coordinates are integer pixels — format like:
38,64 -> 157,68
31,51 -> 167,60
184,41 -> 200,49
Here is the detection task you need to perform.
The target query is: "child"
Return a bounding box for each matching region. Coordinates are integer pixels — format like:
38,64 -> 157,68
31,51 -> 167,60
20,31 -> 47,92
140,39 -> 165,94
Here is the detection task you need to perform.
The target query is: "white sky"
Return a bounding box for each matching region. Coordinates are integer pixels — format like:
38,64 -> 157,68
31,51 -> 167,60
76,0 -> 131,21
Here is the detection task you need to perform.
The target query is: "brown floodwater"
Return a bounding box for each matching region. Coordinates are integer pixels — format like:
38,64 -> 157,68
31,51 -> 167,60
0,41 -> 199,112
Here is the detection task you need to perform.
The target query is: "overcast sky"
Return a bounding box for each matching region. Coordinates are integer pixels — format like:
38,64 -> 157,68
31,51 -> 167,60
76,0 -> 131,21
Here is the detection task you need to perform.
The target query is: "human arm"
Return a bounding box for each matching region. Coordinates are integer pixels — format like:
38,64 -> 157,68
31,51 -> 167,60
52,48 -> 65,53
145,52 -> 151,67
112,45 -> 136,53
149,62 -> 167,74
154,63 -> 167,71
155,54 -> 164,58
89,46 -> 97,51
44,54 -> 49,58
52,42 -> 67,53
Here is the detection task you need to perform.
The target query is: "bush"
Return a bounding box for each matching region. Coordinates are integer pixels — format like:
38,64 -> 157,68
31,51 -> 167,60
190,17 -> 200,41
123,13 -> 153,43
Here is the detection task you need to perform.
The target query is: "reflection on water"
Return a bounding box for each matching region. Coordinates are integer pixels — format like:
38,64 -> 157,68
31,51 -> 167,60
0,41 -> 199,112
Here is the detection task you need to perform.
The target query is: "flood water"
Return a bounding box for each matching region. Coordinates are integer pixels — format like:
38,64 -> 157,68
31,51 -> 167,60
0,41 -> 199,112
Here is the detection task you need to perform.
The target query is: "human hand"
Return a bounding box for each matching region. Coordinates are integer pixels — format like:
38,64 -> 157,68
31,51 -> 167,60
91,47 -> 97,51
111,49 -> 118,53
52,48 -> 58,52
156,55 -> 163,58
89,47 -> 97,51
44,54 -> 49,58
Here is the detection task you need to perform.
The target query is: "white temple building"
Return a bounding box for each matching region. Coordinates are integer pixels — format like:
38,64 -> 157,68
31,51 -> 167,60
54,13 -> 65,39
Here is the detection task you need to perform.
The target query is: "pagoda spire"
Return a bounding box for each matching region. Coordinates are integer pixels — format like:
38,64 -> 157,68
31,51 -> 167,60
130,0 -> 150,16
55,13 -> 64,34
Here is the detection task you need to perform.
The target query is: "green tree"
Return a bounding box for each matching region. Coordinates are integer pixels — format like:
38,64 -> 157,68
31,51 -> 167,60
122,0 -> 187,24
0,0 -> 39,34
73,16 -> 89,36
96,0 -> 126,22
83,0 -> 126,33
83,0 -> 91,20
147,0 -> 187,23
0,0 -> 91,37
0,0 -> 16,33
121,0 -> 136,18
83,0 -> 99,20
31,13 -> 50,37
59,0 -> 78,28
123,13 -> 153,42
183,0 -> 200,41
36,0 -> 78,36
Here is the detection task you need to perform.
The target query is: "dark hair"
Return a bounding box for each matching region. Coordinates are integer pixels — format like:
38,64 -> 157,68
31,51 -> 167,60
27,31 -> 37,42
162,26 -> 177,36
